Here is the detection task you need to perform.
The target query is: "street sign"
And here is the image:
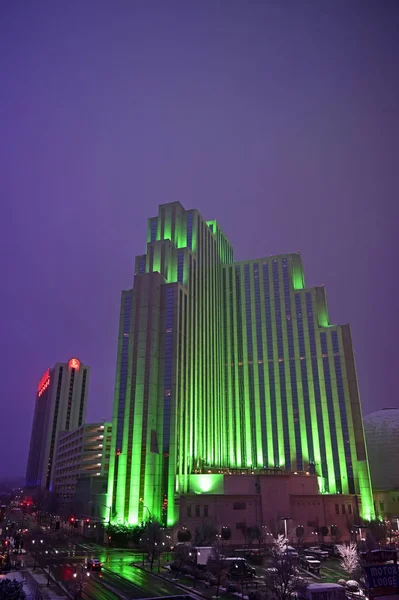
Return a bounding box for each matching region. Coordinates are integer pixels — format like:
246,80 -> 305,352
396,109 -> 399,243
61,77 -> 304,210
361,550 -> 398,564
365,564 -> 399,589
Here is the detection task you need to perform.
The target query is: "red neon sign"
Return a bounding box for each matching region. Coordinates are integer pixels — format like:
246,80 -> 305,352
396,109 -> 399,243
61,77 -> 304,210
68,358 -> 80,371
37,369 -> 50,397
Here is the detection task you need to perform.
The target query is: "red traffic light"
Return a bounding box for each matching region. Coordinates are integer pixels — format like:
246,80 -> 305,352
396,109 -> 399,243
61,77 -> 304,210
69,517 -> 75,523
86,518 -> 90,523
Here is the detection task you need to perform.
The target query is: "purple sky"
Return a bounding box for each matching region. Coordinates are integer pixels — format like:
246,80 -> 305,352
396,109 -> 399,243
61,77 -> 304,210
1,1 -> 398,478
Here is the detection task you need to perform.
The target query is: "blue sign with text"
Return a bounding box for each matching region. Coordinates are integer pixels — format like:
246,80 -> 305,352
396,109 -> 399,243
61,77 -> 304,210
365,564 -> 399,589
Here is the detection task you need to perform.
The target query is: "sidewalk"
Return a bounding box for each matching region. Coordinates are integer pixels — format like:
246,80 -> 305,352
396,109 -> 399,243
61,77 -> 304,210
0,571 -> 33,599
0,568 -> 71,600
27,569 -> 70,599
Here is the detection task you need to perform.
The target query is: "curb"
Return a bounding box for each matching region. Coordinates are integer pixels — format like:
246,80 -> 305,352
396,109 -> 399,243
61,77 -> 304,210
38,566 -> 74,599
23,568 -> 73,600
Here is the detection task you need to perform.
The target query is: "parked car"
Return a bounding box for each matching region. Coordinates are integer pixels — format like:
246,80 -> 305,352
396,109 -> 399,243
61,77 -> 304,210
284,545 -> 299,558
87,558 -> 102,570
300,555 -> 321,574
345,580 -> 366,598
219,557 -> 256,578
307,546 -> 329,560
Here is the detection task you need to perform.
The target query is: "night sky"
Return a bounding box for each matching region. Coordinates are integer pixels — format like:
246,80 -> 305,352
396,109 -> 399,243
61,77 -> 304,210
1,1 -> 398,478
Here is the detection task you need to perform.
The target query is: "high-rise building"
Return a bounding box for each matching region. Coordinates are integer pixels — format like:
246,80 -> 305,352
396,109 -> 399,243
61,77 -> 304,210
25,357 -> 90,492
53,421 -> 112,511
107,201 -> 374,526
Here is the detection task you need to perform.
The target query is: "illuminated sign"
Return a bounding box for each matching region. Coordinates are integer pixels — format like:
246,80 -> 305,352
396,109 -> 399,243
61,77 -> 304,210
37,369 -> 50,397
68,358 -> 80,371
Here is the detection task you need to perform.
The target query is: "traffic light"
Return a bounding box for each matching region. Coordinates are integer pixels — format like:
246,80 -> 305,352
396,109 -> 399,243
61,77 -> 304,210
86,518 -> 90,524
69,516 -> 75,525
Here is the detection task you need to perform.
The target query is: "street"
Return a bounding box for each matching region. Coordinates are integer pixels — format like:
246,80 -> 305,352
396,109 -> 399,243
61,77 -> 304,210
6,506 -> 352,600
31,541 -> 203,599
26,533 -> 353,599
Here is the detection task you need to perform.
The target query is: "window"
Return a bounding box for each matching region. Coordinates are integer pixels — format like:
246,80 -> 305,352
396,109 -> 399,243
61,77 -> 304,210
233,502 -> 246,510
348,504 -> 352,515
380,501 -> 385,512
204,505 -> 209,517
187,505 -> 192,518
195,505 -> 200,517
335,504 -> 339,515
139,256 -> 146,274
342,504 -> 346,514
151,218 -> 157,243
177,250 -> 184,284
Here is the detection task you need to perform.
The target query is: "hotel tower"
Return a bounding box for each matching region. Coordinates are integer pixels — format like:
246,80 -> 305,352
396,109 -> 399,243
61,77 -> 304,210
107,202 -> 374,525
25,357 -> 90,492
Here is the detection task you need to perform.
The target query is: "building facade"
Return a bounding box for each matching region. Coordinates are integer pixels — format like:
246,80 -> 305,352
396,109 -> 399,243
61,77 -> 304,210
179,472 -> 359,544
363,408 -> 399,521
363,408 -> 399,492
25,358 -> 90,492
107,201 -> 374,526
52,422 -> 112,511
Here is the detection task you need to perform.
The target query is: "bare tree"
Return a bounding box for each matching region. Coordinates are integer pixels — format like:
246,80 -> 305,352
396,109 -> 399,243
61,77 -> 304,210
194,523 -> 217,546
173,544 -> 193,573
250,535 -> 308,600
272,534 -> 288,557
247,526 -> 263,549
338,543 -> 360,577
296,525 -> 304,548
237,522 -> 248,546
262,552 -> 307,600
139,520 -> 163,571
366,520 -> 387,549
331,524 -> 342,544
207,543 -> 229,599
177,528 -> 192,543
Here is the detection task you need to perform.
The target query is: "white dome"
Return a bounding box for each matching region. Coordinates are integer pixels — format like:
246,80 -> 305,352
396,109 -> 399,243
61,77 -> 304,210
364,408 -> 399,491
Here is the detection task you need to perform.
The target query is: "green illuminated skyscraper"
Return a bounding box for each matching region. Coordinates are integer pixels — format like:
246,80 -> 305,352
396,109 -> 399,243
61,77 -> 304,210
107,201 -> 374,525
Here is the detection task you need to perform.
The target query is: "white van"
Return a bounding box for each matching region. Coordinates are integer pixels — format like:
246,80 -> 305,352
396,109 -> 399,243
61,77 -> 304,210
299,583 -> 346,600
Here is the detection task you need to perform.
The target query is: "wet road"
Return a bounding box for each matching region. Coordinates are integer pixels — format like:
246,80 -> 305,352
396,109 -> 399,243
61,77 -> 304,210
40,543 -> 201,599
85,567 -> 199,599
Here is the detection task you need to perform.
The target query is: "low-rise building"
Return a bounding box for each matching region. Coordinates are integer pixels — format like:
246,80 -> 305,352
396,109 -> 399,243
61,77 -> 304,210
364,408 -> 399,525
52,422 -> 112,513
178,471 -> 359,543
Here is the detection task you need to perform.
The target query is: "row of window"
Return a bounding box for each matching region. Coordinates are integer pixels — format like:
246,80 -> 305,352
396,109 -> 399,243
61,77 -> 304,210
335,503 -> 353,515
116,293 -> 132,451
163,287 -> 174,453
221,263 -> 352,492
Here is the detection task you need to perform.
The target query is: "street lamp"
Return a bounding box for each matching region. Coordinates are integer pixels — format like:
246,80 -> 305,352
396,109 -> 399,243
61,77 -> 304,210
139,499 -> 152,522
281,517 -> 291,540
73,564 -> 90,599
44,549 -> 52,587
353,524 -> 366,542
31,540 -> 38,569
88,501 -> 112,527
